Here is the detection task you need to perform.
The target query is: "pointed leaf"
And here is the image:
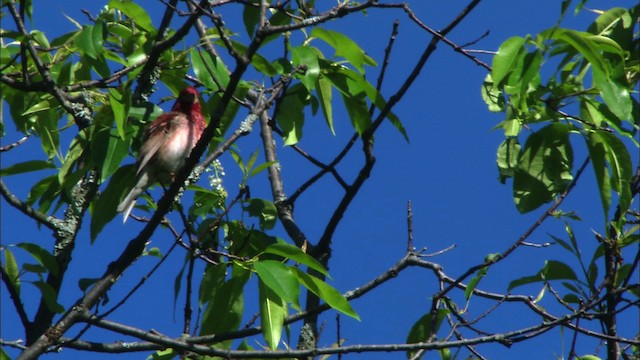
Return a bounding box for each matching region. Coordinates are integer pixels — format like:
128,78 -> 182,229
492,36 -> 525,86
254,260 -> 300,310
1,160 -> 55,176
108,0 -> 156,33
264,242 -> 329,277
311,28 -> 374,73
258,278 -> 286,350
316,77 -> 334,134
16,243 -> 58,276
200,266 -> 250,337
292,45 -> 320,91
508,260 -> 578,290
3,248 -> 20,296
32,281 -> 65,313
291,267 -> 359,320
277,83 -> 307,145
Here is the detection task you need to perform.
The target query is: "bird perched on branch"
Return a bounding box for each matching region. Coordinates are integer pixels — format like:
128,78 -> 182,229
117,86 -> 206,223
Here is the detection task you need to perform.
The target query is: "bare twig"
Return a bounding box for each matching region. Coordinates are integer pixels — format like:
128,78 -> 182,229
0,135 -> 31,152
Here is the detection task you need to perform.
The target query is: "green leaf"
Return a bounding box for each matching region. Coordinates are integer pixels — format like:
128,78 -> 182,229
242,0 -> 259,38
254,260 -> 300,310
150,348 -> 178,360
406,310 -> 448,358
588,7 -> 631,36
26,175 -> 60,213
91,109 -> 131,182
190,48 -> 230,92
481,74 -> 505,112
264,242 -> 329,277
190,186 -> 226,219
92,21 -> 105,57
492,36 -> 526,86
258,278 -> 286,350
109,88 -> 130,139
32,281 -> 65,314
22,98 -> 52,116
508,260 -> 578,290
16,243 -> 58,276
553,29 -> 606,75
245,198 -> 277,230
277,83 -> 307,145
1,345 -> 12,360
496,138 -> 521,183
204,83 -> 250,139
465,266 -> 487,301
108,0 -> 156,33
591,229 -> 638,263
91,165 -> 134,241
292,46 -> 320,92
199,263 -> 227,306
323,64 -> 405,139
316,77 -> 334,134
291,267 -> 359,320
586,131 -> 632,225
341,92 -> 370,136
32,109 -> 61,160
23,263 -> 46,274
585,132 -> 612,223
78,278 -> 100,292
311,28 -> 374,73
75,25 -> 98,59
592,65 -> 632,121
251,52 -> 278,77
200,265 -> 250,338
0,160 -> 55,176
513,123 -> 573,213
3,248 -> 20,296
249,161 -> 279,178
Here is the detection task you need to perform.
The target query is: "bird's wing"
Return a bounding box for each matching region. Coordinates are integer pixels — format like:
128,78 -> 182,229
136,112 -> 184,176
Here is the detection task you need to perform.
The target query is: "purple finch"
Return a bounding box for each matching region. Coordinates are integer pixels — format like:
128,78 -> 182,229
117,86 -> 206,223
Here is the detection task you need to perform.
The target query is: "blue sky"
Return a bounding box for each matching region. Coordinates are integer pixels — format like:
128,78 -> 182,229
1,1 -> 638,359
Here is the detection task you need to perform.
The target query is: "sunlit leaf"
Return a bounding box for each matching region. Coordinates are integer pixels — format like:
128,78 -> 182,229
496,137 -> 521,183
264,242 -> 329,277
513,123 -> 573,213
3,249 -> 20,296
311,28 -> 374,73
254,260 -> 300,310
292,45 -> 320,91
258,278 -> 286,350
16,243 -> 58,276
492,36 -> 525,86
0,160 -> 55,176
508,260 -> 578,290
291,267 -> 359,320
277,83 -> 307,145
481,74 -> 505,112
316,76 -> 334,134
108,0 -> 156,33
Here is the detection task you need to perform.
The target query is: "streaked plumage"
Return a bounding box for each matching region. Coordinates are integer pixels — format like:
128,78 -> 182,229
117,86 -> 206,223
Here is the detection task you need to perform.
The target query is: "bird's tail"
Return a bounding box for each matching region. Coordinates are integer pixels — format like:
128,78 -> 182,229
117,186 -> 144,223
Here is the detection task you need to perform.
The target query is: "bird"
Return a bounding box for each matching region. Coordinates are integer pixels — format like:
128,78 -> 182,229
117,86 -> 206,223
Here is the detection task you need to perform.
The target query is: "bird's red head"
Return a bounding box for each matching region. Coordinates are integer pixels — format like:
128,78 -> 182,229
172,86 -> 201,114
